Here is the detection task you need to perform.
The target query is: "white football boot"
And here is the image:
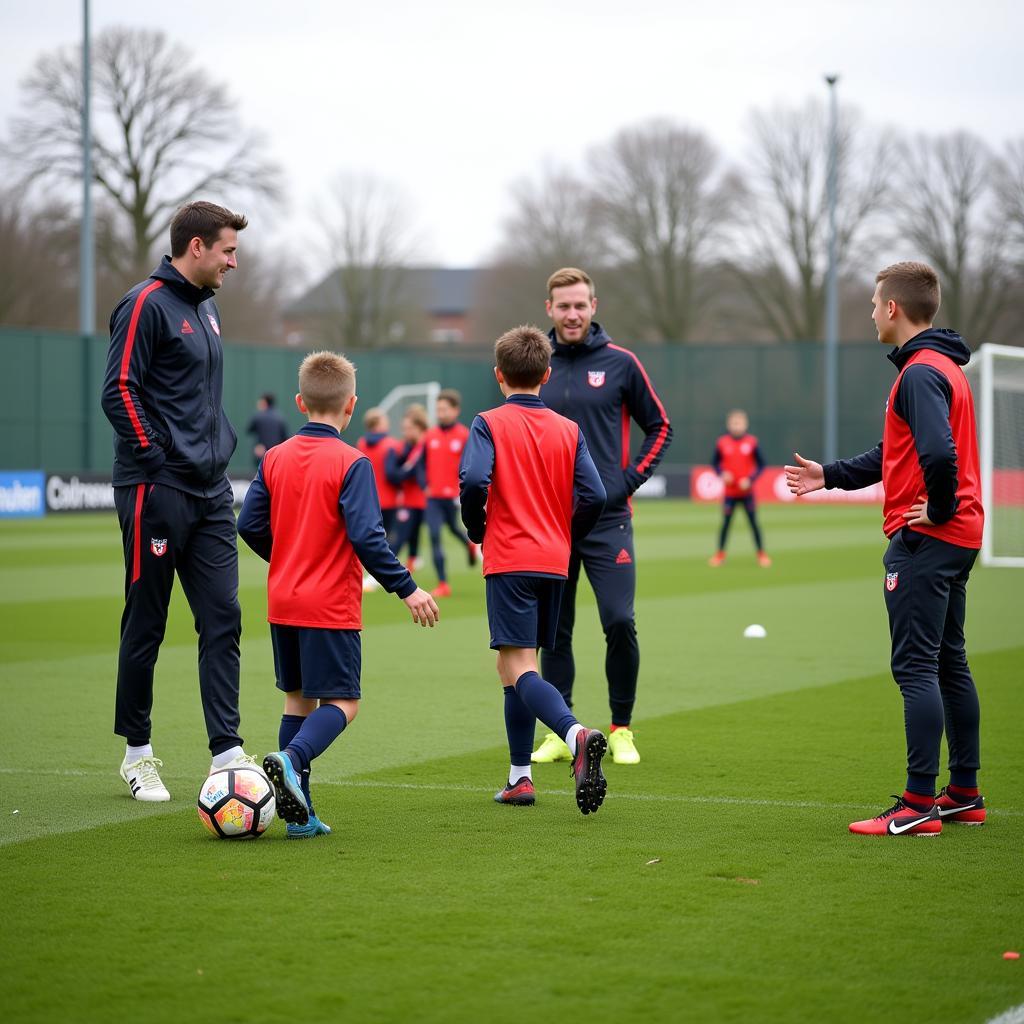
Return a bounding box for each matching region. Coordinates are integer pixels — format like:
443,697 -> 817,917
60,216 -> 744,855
211,750 -> 268,781
120,755 -> 171,802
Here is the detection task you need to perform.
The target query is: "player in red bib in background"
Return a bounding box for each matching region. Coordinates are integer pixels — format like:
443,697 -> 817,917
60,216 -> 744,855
422,389 -> 479,598
387,404 -> 429,571
709,409 -> 770,567
357,408 -> 402,592
786,261 -> 985,837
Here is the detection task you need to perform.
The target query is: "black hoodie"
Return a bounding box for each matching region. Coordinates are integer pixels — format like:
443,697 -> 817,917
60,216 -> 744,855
823,328 -> 972,524
101,257 -> 238,497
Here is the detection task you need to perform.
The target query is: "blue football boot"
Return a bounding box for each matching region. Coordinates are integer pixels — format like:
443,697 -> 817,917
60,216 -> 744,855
286,815 -> 333,839
262,751 -> 310,826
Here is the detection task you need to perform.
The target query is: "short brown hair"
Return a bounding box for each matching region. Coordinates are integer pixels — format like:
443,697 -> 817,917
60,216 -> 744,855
495,325 -> 551,388
547,267 -> 595,299
363,406 -> 386,430
875,261 -> 940,325
170,201 -> 248,257
437,388 -> 461,409
298,351 -> 355,415
403,403 -> 429,431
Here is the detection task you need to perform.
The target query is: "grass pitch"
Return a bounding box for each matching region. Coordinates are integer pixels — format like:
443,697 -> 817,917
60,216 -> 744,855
1,501 -> 1022,1024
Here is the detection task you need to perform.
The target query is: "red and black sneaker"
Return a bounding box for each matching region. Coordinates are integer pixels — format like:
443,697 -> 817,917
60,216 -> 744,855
935,787 -> 986,825
571,729 -> 608,815
849,795 -> 941,836
494,777 -> 536,806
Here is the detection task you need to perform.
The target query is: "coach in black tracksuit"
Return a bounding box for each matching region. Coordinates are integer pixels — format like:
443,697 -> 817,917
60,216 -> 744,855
536,268 -> 672,764
101,203 -> 249,774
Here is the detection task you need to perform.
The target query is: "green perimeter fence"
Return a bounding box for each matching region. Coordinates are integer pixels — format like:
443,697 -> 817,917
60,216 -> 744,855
0,328 -> 897,475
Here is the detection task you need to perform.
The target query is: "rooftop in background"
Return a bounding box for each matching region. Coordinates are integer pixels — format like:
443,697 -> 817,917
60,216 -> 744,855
283,266 -> 483,347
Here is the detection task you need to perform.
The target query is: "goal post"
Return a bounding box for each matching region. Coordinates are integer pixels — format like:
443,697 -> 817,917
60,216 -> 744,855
376,382 -> 442,430
966,344 -> 1024,567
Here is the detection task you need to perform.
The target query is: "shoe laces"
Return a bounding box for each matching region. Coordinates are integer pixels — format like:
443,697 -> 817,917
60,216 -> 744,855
875,795 -> 907,820
133,756 -> 165,788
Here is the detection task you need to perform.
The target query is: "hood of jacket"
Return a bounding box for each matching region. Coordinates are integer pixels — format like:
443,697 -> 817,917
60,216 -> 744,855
889,328 -> 971,370
549,321 -> 612,358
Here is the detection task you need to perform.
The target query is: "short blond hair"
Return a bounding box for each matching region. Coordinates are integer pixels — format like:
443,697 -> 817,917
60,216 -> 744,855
298,351 -> 355,415
547,267 -> 594,299
363,406 -> 386,430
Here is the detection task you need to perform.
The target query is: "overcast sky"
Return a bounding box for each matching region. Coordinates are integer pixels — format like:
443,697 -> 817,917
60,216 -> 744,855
2,0 -> 1022,275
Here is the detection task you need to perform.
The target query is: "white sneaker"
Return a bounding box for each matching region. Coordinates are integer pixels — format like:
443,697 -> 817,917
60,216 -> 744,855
211,751 -> 268,781
120,755 -> 171,802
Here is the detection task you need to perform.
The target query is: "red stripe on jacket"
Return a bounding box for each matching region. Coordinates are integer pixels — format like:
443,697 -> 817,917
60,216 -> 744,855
119,281 -> 164,448
132,484 -> 145,583
607,344 -> 669,474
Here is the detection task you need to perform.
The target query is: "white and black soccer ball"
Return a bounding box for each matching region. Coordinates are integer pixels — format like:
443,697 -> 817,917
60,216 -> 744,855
197,768 -> 275,839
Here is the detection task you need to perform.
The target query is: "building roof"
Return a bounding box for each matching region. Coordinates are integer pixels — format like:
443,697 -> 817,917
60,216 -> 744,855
284,266 -> 481,319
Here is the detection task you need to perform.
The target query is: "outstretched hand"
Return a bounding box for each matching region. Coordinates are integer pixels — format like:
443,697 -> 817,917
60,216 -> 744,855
403,588 -> 440,627
783,453 -> 825,496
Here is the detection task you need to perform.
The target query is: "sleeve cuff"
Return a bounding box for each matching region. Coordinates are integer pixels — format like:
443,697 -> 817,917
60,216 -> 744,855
822,462 -> 839,489
395,577 -> 417,600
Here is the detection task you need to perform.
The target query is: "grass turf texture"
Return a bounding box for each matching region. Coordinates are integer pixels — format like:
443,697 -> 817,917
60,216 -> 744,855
1,501 -> 1022,1024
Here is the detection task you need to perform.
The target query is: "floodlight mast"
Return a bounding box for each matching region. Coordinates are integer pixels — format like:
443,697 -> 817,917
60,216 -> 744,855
80,0 -> 94,337
824,74 -> 840,464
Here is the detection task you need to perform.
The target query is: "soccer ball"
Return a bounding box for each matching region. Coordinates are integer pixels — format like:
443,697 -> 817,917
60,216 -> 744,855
197,768 -> 276,839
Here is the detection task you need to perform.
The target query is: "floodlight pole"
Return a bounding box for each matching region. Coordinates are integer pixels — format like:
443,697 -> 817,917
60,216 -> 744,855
823,74 -> 840,464
80,0 -> 94,469
80,0 -> 94,336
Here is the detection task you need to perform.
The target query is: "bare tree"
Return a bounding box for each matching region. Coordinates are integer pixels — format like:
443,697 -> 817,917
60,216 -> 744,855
318,173 -> 422,349
589,120 -> 738,343
472,166 -> 603,344
894,132 -> 1009,340
993,138 -> 1024,253
7,27 -> 282,279
0,192 -> 78,328
734,100 -> 893,341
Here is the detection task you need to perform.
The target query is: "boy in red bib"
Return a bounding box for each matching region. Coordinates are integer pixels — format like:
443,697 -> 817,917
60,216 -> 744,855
460,325 -> 607,813
786,262 -> 984,836
237,352 -> 439,837
709,409 -> 769,567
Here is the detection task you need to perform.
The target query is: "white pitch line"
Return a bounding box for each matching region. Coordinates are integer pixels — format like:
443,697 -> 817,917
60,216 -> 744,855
986,1003 -> 1024,1024
2,766 -> 1022,816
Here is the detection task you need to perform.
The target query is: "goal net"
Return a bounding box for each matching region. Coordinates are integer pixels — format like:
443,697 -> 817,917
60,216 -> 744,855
965,344 -> 1024,567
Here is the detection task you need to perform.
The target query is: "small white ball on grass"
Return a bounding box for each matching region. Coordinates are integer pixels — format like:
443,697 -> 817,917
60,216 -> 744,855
743,624 -> 767,639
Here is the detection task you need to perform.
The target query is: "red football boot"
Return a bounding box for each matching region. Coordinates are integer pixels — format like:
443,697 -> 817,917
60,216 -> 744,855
494,777 -> 535,806
848,795 -> 942,836
935,787 -> 986,825
431,581 -> 452,599
708,551 -> 726,567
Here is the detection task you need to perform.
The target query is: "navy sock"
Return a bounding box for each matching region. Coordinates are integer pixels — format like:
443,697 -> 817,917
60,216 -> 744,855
503,685 -> 536,766
280,713 -> 314,814
905,773 -> 936,802
949,769 -> 978,790
286,705 -> 348,775
514,671 -> 577,741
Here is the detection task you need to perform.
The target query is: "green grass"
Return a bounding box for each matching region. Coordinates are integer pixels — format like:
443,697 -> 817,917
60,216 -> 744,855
1,502 -> 1022,1024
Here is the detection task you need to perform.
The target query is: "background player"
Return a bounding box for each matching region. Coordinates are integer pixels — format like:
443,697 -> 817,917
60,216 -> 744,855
387,403 -> 429,571
535,268 -> 672,765
101,200 -> 258,801
246,392 -> 290,469
237,351 -> 438,837
357,407 -> 401,591
460,325 -> 607,813
422,388 -> 479,598
709,409 -> 770,567
785,261 -> 984,837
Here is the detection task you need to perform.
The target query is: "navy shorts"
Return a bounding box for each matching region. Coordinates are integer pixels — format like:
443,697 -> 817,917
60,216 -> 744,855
270,624 -> 361,699
486,573 -> 565,650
